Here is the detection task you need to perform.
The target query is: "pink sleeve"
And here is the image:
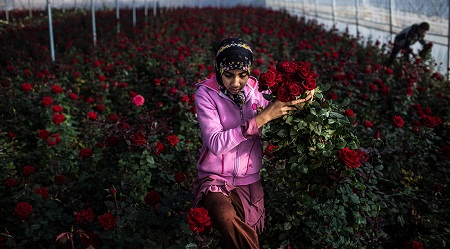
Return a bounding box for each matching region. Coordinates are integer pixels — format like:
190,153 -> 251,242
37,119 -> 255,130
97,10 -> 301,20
242,118 -> 260,138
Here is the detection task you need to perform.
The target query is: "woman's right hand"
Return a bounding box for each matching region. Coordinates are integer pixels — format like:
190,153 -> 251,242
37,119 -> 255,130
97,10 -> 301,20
255,90 -> 314,129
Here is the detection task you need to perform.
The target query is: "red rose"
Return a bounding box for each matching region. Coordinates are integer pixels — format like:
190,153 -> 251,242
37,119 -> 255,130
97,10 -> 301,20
47,134 -> 61,146
80,231 -> 101,247
288,82 -> 303,97
174,172 -> 186,184
87,112 -> 98,120
98,212 -> 117,230
51,85 -> 64,94
23,165 -> 35,176
338,148 -> 366,169
131,132 -> 147,146
364,120 -> 373,128
187,207 -> 212,233
52,105 -> 63,113
96,104 -> 105,111
15,202 -> 33,219
264,144 -> 277,157
152,141 -> 164,155
181,94 -> 190,103
52,113 -> 66,125
167,134 -> 179,147
277,86 -> 291,102
4,178 -> 19,187
41,96 -> 53,107
276,61 -> 297,75
34,187 -> 49,199
21,82 -> 33,92
55,175 -> 65,185
328,91 -> 338,100
109,114 -> 119,123
144,190 -> 161,206
345,109 -> 355,117
37,129 -> 50,140
405,240 -> 424,249
98,75 -> 107,81
421,115 -> 442,128
392,116 -> 404,128
117,121 -> 130,130
69,93 -> 79,100
74,208 -> 95,225
8,132 -> 16,139
302,78 -> 316,90
79,148 -> 93,158
295,61 -> 313,79
259,69 -> 278,90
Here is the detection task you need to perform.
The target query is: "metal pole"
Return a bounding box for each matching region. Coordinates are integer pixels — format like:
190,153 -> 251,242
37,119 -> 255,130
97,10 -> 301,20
302,0 -> 305,16
355,0 -> 359,36
28,0 -> 32,17
389,0 -> 393,39
332,0 -> 336,26
153,0 -> 157,16
91,0 -> 97,46
314,0 -> 318,19
132,0 -> 136,27
144,0 -> 148,23
447,0 -> 450,79
116,0 -> 120,33
47,0 -> 55,62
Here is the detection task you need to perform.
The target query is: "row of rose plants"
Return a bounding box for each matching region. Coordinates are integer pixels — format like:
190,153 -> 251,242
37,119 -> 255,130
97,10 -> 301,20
1,6 -> 449,249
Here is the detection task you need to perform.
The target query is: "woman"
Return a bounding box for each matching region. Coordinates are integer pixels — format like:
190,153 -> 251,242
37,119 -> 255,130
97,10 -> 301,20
193,37 -> 314,248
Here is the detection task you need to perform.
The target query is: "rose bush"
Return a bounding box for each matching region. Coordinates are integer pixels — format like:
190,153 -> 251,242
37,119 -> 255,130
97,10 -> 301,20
0,6 -> 448,249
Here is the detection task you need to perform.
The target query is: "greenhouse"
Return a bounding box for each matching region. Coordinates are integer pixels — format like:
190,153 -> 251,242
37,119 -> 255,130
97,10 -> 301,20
1,0 -> 449,249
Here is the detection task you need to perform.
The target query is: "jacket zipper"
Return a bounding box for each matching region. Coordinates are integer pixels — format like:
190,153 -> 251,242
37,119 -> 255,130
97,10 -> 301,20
245,138 -> 258,174
232,108 -> 245,185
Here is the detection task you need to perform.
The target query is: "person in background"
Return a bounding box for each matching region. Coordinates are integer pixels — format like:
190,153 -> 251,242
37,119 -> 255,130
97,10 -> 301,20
385,22 -> 431,67
192,37 -> 314,249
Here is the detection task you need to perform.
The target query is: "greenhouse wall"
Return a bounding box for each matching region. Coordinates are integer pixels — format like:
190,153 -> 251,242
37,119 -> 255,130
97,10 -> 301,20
266,0 -> 449,74
1,0 -> 448,73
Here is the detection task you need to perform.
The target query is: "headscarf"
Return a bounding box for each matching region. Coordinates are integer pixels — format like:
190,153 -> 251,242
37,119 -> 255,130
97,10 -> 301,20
215,37 -> 253,86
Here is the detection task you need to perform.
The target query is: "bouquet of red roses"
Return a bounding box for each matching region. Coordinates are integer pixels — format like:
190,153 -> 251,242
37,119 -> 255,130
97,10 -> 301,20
258,60 -> 317,109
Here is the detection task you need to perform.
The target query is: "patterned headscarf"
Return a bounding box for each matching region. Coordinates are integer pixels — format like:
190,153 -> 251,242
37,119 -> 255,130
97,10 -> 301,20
215,37 -> 253,86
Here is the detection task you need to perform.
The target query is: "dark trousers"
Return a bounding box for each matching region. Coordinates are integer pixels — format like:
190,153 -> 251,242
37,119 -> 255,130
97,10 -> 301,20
389,43 -> 402,60
202,191 -> 259,249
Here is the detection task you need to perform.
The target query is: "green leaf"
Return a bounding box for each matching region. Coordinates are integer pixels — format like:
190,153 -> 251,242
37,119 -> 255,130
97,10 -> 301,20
317,143 -> 325,150
277,129 -> 288,138
185,243 -> 198,249
283,222 -> 292,230
336,139 -> 347,149
286,115 -> 293,125
318,109 -> 329,117
25,228 -> 33,237
297,120 -> 308,129
329,112 -> 345,119
299,164 -> 308,174
263,93 -> 274,101
30,223 -> 40,230
350,194 -> 360,204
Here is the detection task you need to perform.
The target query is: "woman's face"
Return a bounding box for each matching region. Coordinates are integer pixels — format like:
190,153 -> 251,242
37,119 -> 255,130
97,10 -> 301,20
221,69 -> 249,94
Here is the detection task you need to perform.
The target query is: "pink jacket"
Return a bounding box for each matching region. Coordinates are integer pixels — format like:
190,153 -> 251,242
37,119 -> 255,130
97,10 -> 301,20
194,75 -> 270,186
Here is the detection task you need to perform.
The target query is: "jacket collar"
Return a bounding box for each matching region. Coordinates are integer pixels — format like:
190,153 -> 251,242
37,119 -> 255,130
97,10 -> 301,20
196,74 -> 258,95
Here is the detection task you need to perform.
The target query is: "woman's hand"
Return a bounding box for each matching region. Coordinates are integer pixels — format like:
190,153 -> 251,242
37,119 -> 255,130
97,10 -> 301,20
255,89 -> 315,128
